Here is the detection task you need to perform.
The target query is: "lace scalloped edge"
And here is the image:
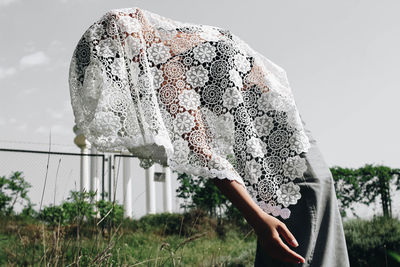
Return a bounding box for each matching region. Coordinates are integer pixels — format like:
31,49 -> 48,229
151,132 -> 248,188
78,122 -> 311,220
79,125 -> 312,220
150,131 -> 312,220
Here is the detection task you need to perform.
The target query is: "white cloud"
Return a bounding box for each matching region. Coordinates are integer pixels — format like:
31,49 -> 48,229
0,66 -> 16,79
0,0 -> 19,7
19,51 -> 50,69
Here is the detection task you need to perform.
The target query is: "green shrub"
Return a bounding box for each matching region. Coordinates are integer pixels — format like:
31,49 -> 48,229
38,190 -> 96,226
63,190 -> 97,223
176,173 -> 229,217
137,212 -> 184,234
224,202 -> 249,230
344,216 -> 400,267
37,190 -> 124,227
96,199 -> 124,228
137,208 -> 219,237
0,171 -> 32,216
38,204 -> 66,225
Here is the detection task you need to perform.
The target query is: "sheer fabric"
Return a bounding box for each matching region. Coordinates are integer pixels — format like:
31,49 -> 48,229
68,7 -> 311,219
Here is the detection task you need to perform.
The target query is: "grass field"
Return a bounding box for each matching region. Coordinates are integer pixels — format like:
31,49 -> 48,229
0,210 -> 257,266
2,212 -> 400,266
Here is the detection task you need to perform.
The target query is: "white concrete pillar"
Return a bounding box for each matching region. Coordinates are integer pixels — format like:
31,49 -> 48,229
145,164 -> 156,214
90,146 -> 101,218
123,155 -> 133,218
163,166 -> 172,213
90,146 -> 100,201
80,142 -> 90,192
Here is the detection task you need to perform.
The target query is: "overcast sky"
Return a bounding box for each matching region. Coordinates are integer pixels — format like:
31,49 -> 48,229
1,0 -> 399,217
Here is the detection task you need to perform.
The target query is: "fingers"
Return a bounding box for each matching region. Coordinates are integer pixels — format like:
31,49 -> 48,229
277,223 -> 299,247
274,236 -> 305,264
259,233 -> 305,264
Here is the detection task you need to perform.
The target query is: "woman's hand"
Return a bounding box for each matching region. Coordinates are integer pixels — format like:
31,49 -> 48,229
253,212 -> 305,264
211,178 -> 305,264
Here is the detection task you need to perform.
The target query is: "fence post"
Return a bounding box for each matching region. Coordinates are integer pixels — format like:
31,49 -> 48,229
101,155 -> 105,200
108,155 -> 112,202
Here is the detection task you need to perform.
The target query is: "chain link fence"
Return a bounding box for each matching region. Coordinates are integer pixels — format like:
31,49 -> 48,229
0,148 -> 183,217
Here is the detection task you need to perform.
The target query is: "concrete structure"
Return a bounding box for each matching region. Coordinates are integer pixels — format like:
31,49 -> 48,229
90,146 -> 101,201
73,128 -> 90,193
73,125 -> 175,218
123,155 -> 133,218
163,166 -> 172,213
145,164 -> 156,214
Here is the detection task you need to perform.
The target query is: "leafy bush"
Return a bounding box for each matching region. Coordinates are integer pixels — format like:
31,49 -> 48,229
331,165 -> 400,217
96,199 -> 124,228
38,190 -> 124,227
175,172 -> 252,237
176,173 -> 229,217
344,216 -> 400,267
38,205 -> 66,225
137,208 -> 219,236
38,190 -> 96,225
137,212 -> 184,234
0,171 -> 32,216
224,202 -> 249,230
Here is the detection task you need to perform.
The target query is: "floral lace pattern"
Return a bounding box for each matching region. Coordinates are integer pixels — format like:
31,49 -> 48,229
68,7 -> 311,219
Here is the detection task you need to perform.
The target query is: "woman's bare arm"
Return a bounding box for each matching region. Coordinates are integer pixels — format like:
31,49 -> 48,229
212,178 -> 305,264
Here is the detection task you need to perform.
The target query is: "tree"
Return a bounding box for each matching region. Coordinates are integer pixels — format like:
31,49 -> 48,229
0,171 -> 32,215
331,164 -> 400,217
176,172 -> 229,218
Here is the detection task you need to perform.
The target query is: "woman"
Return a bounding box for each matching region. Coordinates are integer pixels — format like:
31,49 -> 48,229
214,116 -> 350,266
69,7 -> 350,265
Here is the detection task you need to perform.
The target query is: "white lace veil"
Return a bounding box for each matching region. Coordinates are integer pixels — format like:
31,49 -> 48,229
69,7 -> 311,219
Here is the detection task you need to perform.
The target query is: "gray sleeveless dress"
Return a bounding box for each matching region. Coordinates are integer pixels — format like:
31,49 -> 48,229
254,117 -> 350,267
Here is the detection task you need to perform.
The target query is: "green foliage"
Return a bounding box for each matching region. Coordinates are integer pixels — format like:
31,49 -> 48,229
135,208 -> 239,237
388,250 -> 400,263
20,201 -> 38,218
224,201 -> 248,229
38,190 -> 95,226
175,172 -> 252,237
96,198 -> 124,228
0,176 -> 11,213
0,171 -> 32,216
39,205 -> 66,225
331,166 -> 363,217
137,212 -> 185,234
0,211 -> 256,266
64,190 -> 97,223
344,216 -> 400,267
38,190 -> 124,227
358,165 -> 399,217
176,172 -> 230,218
331,164 -> 400,217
